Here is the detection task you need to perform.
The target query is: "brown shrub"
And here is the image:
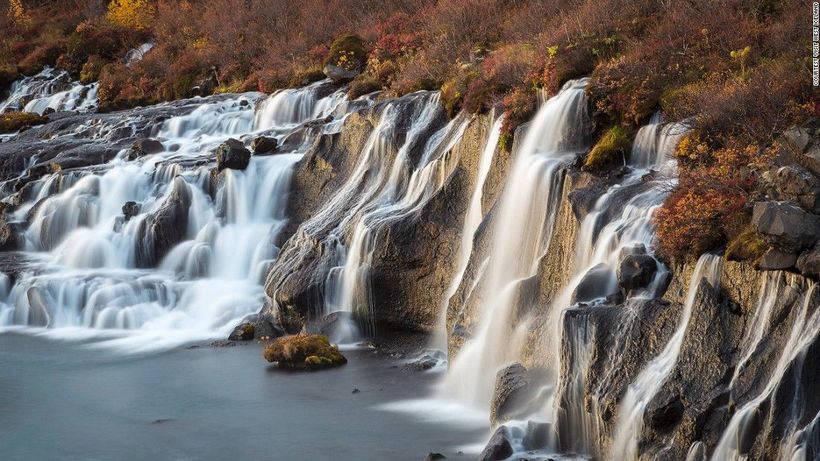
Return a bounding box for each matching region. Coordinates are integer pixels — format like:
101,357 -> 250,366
0,112 -> 48,134
263,333 -> 347,370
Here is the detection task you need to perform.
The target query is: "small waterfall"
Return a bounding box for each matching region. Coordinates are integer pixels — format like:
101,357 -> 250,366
710,282 -> 819,461
0,67 -> 98,114
442,79 -> 590,407
125,42 -> 154,67
610,254 -> 723,460
434,113 -> 503,351
0,83 -> 351,352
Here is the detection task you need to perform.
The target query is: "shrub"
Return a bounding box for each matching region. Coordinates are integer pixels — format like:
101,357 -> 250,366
79,55 -> 105,84
288,67 -> 326,88
0,65 -> 18,92
0,112 -> 48,134
325,34 -> 366,72
18,41 -> 66,75
348,76 -> 382,99
263,333 -> 347,370
499,86 -> 537,152
107,0 -> 155,31
583,125 -> 631,172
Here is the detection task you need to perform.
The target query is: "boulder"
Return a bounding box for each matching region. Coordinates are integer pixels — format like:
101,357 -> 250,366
490,363 -> 546,426
796,244 -> 820,280
253,310 -> 285,340
251,136 -> 278,155
778,124 -> 820,176
479,426 -> 514,461
122,201 -> 140,221
757,247 -> 797,270
424,454 -> 446,461
752,201 -> 820,252
0,216 -> 17,251
617,252 -> 658,292
228,321 -> 256,341
215,138 -> 251,171
323,63 -> 359,83
126,138 -> 164,160
761,165 -> 820,213
135,177 -> 191,267
571,263 -> 616,304
262,333 -> 347,370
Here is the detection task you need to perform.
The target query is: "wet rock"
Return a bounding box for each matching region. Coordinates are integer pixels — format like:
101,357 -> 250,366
215,138 -> 251,171
0,216 -> 17,250
26,286 -> 51,326
646,391 -> 684,432
122,201 -> 140,221
135,177 -> 191,267
263,333 -> 347,370
253,311 -> 285,340
126,138 -> 164,160
405,349 -> 447,371
228,322 -> 256,341
757,247 -> 797,270
323,63 -> 359,83
617,252 -> 658,292
424,453 -> 446,461
490,363 -> 546,426
522,421 -> 552,450
479,426 -> 513,461
752,201 -> 820,252
251,136 -> 278,155
571,263 -> 616,304
796,244 -> 820,280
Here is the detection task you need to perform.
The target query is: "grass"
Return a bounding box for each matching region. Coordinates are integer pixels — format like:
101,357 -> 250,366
0,112 -> 48,133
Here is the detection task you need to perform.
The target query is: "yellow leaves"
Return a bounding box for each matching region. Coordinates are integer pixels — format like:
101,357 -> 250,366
7,0 -> 31,27
107,0 -> 155,31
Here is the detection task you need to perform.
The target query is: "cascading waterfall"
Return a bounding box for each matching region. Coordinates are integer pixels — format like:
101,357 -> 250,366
610,254 -> 723,460
0,67 -> 98,114
0,82 -> 350,352
710,282 -> 819,461
434,113 -> 503,351
442,79 -> 590,407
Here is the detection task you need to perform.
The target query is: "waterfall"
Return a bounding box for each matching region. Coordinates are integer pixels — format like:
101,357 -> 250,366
434,113 -> 503,351
710,282 -> 819,461
610,254 -> 723,460
0,84 -> 351,352
0,67 -> 98,114
442,79 -> 590,407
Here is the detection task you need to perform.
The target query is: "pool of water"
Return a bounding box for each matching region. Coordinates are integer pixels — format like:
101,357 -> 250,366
0,333 -> 487,460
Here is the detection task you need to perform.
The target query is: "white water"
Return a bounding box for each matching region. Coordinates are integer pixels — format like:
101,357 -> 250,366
711,282 -> 819,461
610,254 -> 723,460
442,79 -> 590,407
0,67 -> 98,114
0,82 -> 350,353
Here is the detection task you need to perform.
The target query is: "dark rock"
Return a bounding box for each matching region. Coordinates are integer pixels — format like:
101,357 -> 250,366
490,363 -> 547,426
253,311 -> 285,340
757,247 -> 797,270
646,392 -> 684,432
126,138 -> 164,160
215,138 -> 251,171
571,263 -> 616,304
352,388 -> 360,394
122,201 -> 140,221
752,201 -> 820,252
323,63 -> 359,83
522,421 -> 552,450
761,165 -> 820,213
479,426 -> 514,461
796,244 -> 820,280
424,453 -> 446,460
778,124 -> 820,177
0,216 -> 17,250
617,252 -> 658,292
228,321 -> 256,341
251,136 -> 278,155
135,177 -> 191,267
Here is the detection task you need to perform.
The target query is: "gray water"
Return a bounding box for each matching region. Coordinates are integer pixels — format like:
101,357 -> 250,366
0,334 -> 483,461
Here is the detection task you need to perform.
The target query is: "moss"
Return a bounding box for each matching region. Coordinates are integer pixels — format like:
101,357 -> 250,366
325,34 -> 366,72
263,333 -> 347,371
583,125 -> 632,173
0,112 -> 48,134
348,76 -> 382,99
79,55 -> 105,84
288,67 -> 326,87
725,227 -> 769,262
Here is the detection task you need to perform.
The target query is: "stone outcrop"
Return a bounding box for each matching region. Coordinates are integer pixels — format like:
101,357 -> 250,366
135,176 -> 191,267
215,138 -> 251,171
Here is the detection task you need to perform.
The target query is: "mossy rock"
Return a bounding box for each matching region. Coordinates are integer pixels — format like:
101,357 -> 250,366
325,34 -> 366,72
347,76 -> 382,99
288,67 -> 326,87
583,125 -> 631,173
263,333 -> 347,371
0,112 -> 48,134
725,227 -> 769,262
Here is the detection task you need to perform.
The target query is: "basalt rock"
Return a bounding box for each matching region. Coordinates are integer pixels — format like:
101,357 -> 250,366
135,177 -> 191,267
215,138 -> 251,171
479,426 -> 514,461
617,250 -> 658,292
122,201 -> 140,221
796,243 -> 820,280
251,136 -> 278,155
752,201 -> 820,253
228,321 -> 256,341
489,363 -> 547,426
761,165 -> 820,213
126,138 -> 164,160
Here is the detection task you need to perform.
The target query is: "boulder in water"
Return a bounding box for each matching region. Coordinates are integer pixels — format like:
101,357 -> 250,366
490,363 -> 546,426
752,201 -> 820,252
251,136 -> 278,155
479,426 -> 513,461
126,138 -> 164,160
617,252 -> 658,292
136,177 -> 191,267
424,453 -> 446,461
228,322 -> 256,341
571,262 -> 616,304
0,216 -> 17,251
215,138 -> 251,171
122,201 -> 140,221
262,333 -> 347,370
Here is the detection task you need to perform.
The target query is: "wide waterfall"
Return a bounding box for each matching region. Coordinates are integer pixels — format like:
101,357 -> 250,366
0,81 -> 349,352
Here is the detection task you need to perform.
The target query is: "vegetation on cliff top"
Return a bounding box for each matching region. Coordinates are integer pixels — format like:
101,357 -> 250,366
1,0 -> 811,260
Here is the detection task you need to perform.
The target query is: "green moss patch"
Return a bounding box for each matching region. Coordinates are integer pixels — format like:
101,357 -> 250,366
583,125 -> 631,173
725,227 -> 769,262
263,333 -> 347,371
325,34 -> 366,72
0,112 -> 48,134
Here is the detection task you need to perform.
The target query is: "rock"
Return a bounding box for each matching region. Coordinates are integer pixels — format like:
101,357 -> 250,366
228,321 -> 256,341
215,138 -> 251,171
135,177 -> 191,267
571,263 -> 616,304
323,63 -> 359,83
251,136 -> 278,155
425,453 -> 446,460
0,216 -> 17,251
752,201 -> 820,252
522,421 -> 552,450
126,138 -> 164,160
779,124 -> 820,176
490,363 -> 546,426
122,201 -> 140,221
263,333 -> 347,370
617,252 -> 658,292
796,244 -> 820,280
761,165 -> 820,213
757,247 -> 797,270
479,426 -> 514,461
253,311 -> 285,340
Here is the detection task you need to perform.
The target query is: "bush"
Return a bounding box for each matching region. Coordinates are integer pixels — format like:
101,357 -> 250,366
583,125 -> 632,172
79,55 -> 105,84
499,86 -> 537,152
0,112 -> 48,134
288,67 -> 326,88
107,0 -> 155,31
348,76 -> 382,99
263,333 -> 347,370
325,34 -> 366,72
